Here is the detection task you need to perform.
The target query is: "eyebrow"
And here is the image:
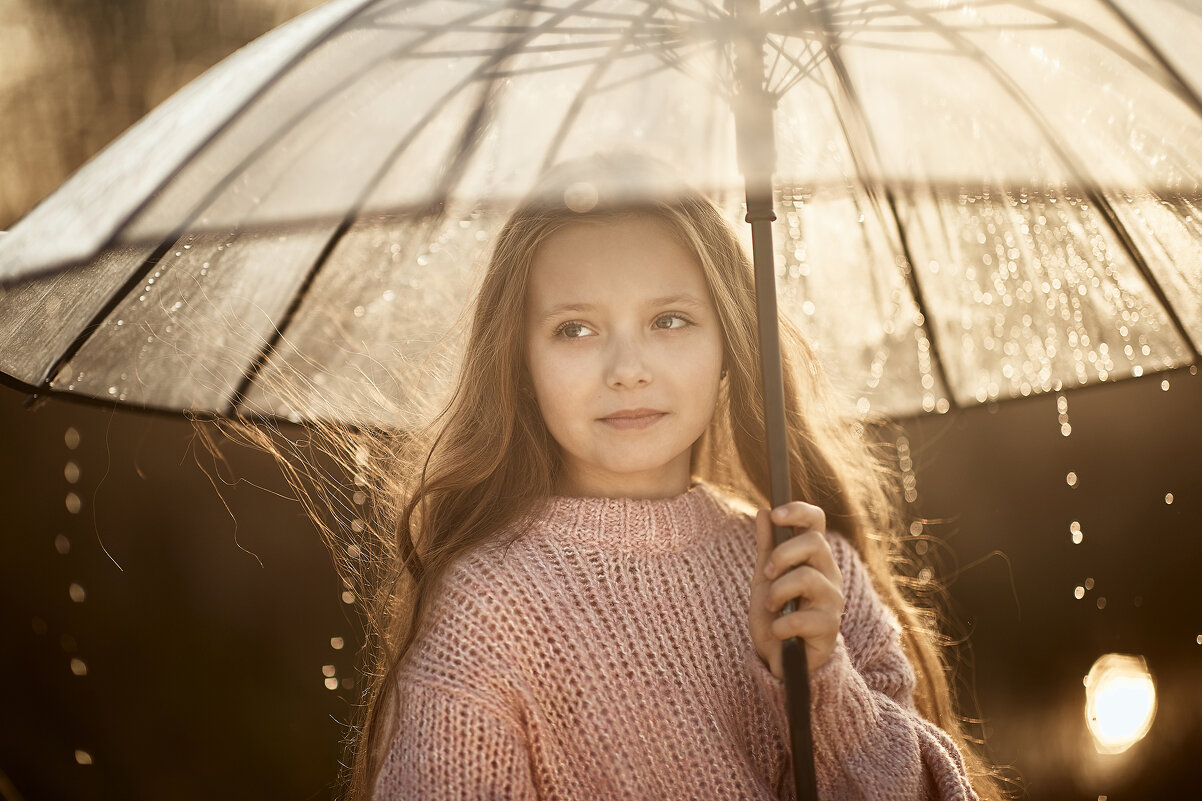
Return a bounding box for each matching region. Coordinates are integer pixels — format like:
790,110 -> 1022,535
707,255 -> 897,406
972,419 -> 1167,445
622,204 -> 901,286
534,294 -> 709,326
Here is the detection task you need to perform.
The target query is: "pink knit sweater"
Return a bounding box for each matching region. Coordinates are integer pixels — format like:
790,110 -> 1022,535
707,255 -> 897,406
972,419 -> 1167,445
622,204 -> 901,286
374,483 -> 978,800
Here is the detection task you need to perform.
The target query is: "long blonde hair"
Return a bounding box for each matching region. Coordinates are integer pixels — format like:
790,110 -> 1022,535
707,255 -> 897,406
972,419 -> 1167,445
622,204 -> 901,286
223,154 -> 1000,799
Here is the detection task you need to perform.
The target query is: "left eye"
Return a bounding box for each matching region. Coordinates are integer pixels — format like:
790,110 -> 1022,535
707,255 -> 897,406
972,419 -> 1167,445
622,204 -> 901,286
654,314 -> 689,330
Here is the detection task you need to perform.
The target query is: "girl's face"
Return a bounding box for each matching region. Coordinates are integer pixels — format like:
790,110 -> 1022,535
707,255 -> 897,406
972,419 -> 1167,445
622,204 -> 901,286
525,216 -> 724,499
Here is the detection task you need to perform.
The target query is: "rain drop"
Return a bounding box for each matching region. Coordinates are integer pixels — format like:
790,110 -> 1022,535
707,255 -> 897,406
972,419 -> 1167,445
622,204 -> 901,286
75,749 -> 93,765
324,678 -> 339,691
64,462 -> 80,483
341,591 -> 355,605
330,637 -> 344,650
65,493 -> 82,514
54,535 -> 71,555
68,583 -> 86,603
1165,493 -> 1174,504
1074,586 -> 1086,599
70,658 -> 88,676
1071,521 -> 1083,544
1096,597 -> 1107,610
322,664 -> 336,678
1066,471 -> 1078,488
1085,577 -> 1095,590
1161,379 -> 1170,391
64,428 -> 81,449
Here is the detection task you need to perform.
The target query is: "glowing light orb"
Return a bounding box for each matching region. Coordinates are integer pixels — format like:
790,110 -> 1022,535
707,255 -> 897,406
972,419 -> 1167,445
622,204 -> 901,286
1084,654 -> 1157,754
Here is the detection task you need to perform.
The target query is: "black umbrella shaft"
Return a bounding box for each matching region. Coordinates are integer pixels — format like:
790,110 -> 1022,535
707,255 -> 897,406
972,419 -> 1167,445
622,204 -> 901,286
747,193 -> 819,801
732,0 -> 818,796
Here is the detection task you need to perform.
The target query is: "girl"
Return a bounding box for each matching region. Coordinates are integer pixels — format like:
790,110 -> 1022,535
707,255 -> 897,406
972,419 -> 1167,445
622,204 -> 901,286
348,154 -> 995,800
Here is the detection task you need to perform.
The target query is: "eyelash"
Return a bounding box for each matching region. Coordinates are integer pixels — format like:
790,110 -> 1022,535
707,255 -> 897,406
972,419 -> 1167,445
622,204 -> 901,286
553,314 -> 693,339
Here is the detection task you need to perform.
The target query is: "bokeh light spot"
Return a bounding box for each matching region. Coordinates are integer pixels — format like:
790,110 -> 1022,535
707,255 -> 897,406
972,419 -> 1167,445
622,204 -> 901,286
74,749 -> 93,765
1085,653 -> 1157,754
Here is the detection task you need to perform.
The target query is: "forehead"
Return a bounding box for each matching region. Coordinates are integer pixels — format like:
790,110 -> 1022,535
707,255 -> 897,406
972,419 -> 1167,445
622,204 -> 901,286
526,216 -> 709,308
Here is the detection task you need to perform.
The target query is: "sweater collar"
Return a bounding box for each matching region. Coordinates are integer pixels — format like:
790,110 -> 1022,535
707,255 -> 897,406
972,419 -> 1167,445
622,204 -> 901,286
531,482 -> 731,553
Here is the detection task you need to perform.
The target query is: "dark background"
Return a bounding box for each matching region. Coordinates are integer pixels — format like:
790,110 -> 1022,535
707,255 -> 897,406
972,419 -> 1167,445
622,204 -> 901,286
1,2 -> 1200,799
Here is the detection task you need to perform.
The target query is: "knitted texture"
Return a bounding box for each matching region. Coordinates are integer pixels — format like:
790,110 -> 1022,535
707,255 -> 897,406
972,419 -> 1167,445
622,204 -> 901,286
375,483 -> 978,800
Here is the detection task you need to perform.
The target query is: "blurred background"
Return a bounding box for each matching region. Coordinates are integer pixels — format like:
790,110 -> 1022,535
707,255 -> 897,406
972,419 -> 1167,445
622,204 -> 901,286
0,1 -> 1199,799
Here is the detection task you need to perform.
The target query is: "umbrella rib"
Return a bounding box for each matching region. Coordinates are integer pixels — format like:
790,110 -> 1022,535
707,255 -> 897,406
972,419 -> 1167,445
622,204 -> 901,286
228,0 -> 604,416
540,3 -> 669,169
1092,0 -> 1202,125
801,1 -> 961,411
894,0 -> 1202,362
39,0 -> 510,395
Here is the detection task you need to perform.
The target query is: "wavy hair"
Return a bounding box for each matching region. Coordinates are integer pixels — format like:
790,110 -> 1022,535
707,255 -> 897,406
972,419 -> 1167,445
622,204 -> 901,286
222,153 -> 1001,800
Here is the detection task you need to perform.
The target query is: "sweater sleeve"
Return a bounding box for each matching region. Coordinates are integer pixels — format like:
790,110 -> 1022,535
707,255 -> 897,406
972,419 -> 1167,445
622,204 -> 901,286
373,560 -> 539,801
373,679 -> 538,801
746,534 -> 979,801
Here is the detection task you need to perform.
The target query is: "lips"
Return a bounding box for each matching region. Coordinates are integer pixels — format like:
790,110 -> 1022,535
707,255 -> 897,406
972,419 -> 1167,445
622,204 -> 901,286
599,408 -> 667,430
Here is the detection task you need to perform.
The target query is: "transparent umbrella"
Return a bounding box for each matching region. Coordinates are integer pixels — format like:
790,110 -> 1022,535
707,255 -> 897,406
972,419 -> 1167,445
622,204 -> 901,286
0,0 -> 1199,427
1,1 -> 1201,796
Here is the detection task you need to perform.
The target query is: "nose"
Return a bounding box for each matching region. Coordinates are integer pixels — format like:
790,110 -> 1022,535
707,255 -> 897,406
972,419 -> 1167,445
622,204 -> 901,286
604,333 -> 652,389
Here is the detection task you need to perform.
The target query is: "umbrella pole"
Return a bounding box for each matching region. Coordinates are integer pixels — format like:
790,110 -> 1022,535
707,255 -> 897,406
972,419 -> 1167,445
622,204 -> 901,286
731,2 -> 818,798
745,179 -> 820,801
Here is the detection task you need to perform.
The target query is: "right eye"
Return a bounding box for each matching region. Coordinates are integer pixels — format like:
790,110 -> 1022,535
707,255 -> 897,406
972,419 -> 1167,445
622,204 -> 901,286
554,321 -> 594,339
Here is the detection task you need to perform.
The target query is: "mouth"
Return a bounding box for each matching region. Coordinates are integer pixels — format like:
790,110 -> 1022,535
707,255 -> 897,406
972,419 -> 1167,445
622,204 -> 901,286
598,409 -> 667,430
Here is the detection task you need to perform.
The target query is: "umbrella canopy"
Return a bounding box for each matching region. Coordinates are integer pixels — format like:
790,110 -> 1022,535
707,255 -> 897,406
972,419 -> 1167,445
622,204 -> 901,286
0,0 -> 1200,428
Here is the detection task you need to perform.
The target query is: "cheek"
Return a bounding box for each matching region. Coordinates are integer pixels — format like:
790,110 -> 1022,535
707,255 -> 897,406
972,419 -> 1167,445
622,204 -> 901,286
527,344 -> 589,428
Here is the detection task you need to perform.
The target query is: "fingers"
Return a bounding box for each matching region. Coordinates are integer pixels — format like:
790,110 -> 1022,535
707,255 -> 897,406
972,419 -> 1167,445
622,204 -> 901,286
770,607 -> 842,642
769,500 -> 826,534
763,528 -> 837,585
762,563 -> 841,614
